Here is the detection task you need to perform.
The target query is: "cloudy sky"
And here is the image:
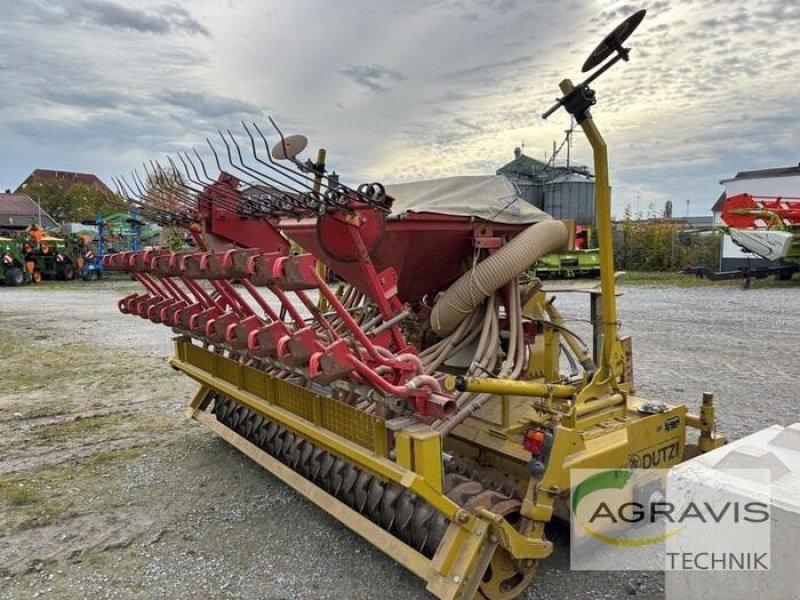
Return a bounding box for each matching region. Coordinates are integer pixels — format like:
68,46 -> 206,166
2,0 -> 799,217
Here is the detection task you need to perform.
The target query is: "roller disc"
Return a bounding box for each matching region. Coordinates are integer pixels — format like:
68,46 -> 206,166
340,465 -> 359,507
318,453 -> 336,491
380,483 -> 402,530
298,442 -> 315,478
394,492 -> 416,540
410,502 -> 434,552
272,428 -> 288,456
330,459 -> 347,496
353,472 -> 372,512
366,478 -> 385,522
288,436 -> 305,468
253,420 -> 269,447
309,448 -> 326,481
279,431 -> 296,464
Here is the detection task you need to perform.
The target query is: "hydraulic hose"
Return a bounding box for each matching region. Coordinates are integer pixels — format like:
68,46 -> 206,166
430,220 -> 568,336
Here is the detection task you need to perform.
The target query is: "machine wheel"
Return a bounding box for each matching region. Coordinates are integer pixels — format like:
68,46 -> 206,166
4,267 -> 25,286
57,264 -> 75,281
479,548 -> 538,600
478,516 -> 538,600
32,270 -> 42,284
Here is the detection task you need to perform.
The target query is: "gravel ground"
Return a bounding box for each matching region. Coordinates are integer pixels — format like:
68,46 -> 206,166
0,278 -> 798,600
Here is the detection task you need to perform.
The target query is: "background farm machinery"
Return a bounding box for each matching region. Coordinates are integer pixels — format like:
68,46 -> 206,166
0,212 -> 150,285
80,211 -> 146,280
18,232 -> 79,283
683,193 -> 800,282
531,221 -> 600,279
104,11 -> 724,599
0,235 -> 31,285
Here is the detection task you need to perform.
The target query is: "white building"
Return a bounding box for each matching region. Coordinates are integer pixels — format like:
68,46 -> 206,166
712,165 -> 800,270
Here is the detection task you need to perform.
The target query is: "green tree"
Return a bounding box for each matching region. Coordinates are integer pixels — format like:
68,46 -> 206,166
23,182 -> 121,224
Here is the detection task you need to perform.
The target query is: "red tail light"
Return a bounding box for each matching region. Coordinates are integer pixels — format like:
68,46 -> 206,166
523,429 -> 546,456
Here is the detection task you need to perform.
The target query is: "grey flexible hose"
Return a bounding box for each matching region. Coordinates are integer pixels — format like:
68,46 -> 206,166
430,220 -> 568,336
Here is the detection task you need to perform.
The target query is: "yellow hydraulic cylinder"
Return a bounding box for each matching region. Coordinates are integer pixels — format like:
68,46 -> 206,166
443,376 -> 576,399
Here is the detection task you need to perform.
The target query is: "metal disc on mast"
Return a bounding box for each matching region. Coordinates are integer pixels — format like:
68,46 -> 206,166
581,8 -> 646,72
271,134 -> 308,160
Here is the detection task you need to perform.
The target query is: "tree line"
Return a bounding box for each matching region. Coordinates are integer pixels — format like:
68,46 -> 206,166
612,203 -> 720,271
21,182 -> 122,224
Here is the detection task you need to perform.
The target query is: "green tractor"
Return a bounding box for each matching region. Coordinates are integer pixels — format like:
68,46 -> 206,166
0,236 -> 31,286
20,235 -> 78,283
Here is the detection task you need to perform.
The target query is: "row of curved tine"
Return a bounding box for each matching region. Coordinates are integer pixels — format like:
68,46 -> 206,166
113,119 -> 391,225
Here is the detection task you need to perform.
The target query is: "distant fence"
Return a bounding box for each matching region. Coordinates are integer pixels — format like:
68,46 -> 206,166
613,220 -> 720,271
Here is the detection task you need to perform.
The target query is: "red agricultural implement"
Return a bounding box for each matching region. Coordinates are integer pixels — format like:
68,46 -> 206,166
105,10 -> 726,598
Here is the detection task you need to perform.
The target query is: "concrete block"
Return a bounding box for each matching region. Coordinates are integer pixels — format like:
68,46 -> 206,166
666,423 -> 800,600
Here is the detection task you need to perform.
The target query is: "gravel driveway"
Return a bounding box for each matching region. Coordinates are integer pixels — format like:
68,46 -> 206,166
0,278 -> 797,599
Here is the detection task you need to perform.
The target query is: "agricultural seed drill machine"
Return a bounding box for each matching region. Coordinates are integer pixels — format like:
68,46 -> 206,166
106,10 -> 724,599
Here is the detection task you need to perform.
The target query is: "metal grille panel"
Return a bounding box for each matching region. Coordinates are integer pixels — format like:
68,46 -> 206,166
243,366 -> 273,401
179,342 -> 386,454
273,379 -> 315,421
185,344 -> 215,373
218,358 -> 240,385
321,399 -> 378,452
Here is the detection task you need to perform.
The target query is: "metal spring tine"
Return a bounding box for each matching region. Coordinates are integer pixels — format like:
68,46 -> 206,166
267,116 -> 310,173
242,122 -> 323,196
204,135 -> 294,218
100,185 -> 127,211
114,177 -> 146,212
180,150 -> 245,214
267,118 -> 389,209
218,130 -> 286,195
115,176 -> 146,207
186,147 -> 241,207
266,115 -> 361,204
117,175 -> 181,223
257,120 -> 325,189
132,168 -> 183,218
165,157 -> 203,197
156,158 -> 204,213
252,121 -> 334,200
130,170 -> 151,203
251,121 -> 355,214
205,137 -> 229,180
223,129 -> 307,202
180,150 -> 208,188
191,148 -> 217,186
258,119 -> 375,210
148,160 -> 196,212
117,175 -> 180,224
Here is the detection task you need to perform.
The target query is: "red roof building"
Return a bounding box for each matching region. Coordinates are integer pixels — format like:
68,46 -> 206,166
16,169 -> 113,196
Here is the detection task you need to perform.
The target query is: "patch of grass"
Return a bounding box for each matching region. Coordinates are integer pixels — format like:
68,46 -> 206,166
31,412 -> 131,443
619,271 -> 800,288
0,444 -> 154,530
5,486 -> 38,506
18,402 -> 76,419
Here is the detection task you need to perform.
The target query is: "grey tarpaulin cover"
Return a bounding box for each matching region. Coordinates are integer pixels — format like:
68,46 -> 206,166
383,175 -> 551,224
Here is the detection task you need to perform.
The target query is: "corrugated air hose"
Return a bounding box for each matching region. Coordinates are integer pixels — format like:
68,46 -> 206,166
430,220 -> 568,336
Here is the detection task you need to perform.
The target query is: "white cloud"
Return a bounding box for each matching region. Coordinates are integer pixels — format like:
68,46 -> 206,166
2,0 -> 799,216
